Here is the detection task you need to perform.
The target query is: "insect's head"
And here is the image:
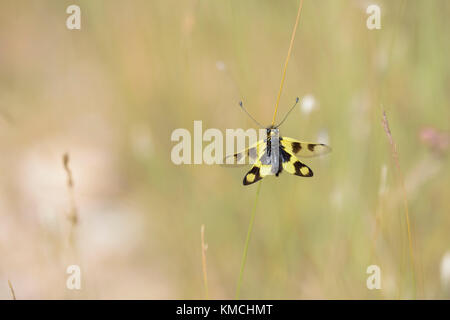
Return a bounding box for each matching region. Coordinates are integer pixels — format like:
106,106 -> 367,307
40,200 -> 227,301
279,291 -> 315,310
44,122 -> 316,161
266,126 -> 279,136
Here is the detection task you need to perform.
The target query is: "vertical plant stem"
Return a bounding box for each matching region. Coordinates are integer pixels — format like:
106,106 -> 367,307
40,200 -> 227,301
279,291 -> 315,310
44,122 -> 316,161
236,0 -> 304,300
374,0 -> 419,298
63,153 -> 78,248
8,280 -> 16,300
201,224 -> 209,299
271,0 -> 304,126
236,181 -> 262,299
382,110 -> 416,297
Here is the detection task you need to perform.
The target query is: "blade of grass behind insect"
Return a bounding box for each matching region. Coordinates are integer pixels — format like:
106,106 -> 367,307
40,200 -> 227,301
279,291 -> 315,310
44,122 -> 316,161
235,0 -> 304,299
235,181 -> 262,299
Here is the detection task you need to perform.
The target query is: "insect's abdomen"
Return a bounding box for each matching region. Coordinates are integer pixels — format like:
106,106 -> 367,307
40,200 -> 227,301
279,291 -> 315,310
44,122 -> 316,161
270,131 -> 280,175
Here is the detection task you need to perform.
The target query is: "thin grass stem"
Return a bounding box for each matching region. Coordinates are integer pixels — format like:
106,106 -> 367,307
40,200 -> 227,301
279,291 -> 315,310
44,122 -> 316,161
8,280 -> 16,300
236,0 -> 304,300
63,153 -> 78,248
235,181 -> 262,299
271,0 -> 304,126
201,224 -> 209,299
382,110 -> 416,298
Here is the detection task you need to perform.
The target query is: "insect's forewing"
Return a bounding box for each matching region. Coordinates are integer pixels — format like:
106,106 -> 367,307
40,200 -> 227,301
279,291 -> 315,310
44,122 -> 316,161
222,140 -> 266,167
280,137 -> 331,158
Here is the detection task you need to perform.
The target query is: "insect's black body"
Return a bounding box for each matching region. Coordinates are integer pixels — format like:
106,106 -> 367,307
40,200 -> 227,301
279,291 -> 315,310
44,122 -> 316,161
262,127 -> 298,177
261,127 -> 283,176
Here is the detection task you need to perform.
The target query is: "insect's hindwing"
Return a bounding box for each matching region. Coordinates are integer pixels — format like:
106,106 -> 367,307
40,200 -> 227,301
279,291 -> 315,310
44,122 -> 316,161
280,137 -> 331,158
280,148 -> 314,177
243,159 -> 273,185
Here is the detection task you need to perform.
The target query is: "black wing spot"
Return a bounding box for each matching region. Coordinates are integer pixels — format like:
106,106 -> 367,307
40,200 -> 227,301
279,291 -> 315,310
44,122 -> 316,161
280,148 -> 291,162
293,161 -> 313,177
292,142 -> 302,153
307,144 -> 315,152
243,166 -> 262,185
249,166 -> 261,179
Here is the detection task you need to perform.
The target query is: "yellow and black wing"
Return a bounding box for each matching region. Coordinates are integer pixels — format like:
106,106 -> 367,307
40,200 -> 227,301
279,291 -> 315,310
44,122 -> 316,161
280,148 -> 314,177
280,137 -> 331,158
223,140 -> 266,166
243,158 -> 273,185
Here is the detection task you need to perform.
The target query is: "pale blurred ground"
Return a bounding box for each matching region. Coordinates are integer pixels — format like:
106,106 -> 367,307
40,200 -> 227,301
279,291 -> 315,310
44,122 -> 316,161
0,0 -> 449,299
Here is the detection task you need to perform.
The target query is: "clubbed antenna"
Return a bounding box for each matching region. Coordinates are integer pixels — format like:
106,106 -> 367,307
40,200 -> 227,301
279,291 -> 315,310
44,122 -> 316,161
238,101 -> 264,128
275,97 -> 300,128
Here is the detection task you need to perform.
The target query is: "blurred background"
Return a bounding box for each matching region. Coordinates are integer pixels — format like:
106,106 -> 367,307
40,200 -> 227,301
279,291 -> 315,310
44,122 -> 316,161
0,0 -> 449,299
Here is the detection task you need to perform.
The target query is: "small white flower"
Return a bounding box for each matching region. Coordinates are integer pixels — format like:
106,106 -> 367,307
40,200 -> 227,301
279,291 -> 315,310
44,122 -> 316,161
216,61 -> 226,71
300,94 -> 316,115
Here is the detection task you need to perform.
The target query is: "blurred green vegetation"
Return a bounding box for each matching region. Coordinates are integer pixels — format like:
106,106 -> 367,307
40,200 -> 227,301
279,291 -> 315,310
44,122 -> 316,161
0,0 -> 449,299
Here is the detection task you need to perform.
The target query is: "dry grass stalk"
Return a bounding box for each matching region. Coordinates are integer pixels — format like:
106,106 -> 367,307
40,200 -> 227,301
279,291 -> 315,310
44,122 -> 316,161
63,153 -> 78,245
271,0 -> 304,126
8,279 -> 16,300
201,224 -> 209,299
382,110 -> 417,296
236,0 -> 304,299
